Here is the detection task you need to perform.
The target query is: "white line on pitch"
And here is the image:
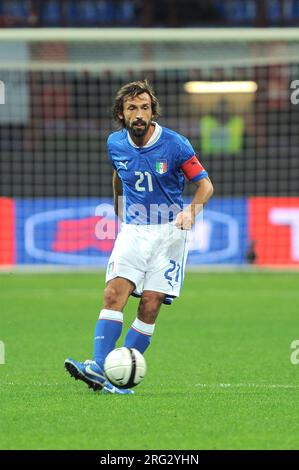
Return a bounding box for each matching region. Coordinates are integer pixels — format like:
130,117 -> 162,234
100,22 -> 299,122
195,383 -> 299,389
0,381 -> 69,387
1,381 -> 299,389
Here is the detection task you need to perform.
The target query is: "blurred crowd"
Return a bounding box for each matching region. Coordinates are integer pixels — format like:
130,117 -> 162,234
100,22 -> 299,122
0,0 -> 299,28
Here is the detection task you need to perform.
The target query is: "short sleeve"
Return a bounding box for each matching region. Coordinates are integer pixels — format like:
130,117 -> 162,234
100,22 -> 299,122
107,139 -> 117,171
176,135 -> 208,182
176,135 -> 196,167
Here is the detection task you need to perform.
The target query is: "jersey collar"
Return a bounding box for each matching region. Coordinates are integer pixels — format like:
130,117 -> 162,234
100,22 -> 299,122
127,122 -> 162,148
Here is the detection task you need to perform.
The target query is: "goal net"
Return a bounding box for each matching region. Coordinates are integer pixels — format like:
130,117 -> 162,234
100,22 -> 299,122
0,28 -> 298,268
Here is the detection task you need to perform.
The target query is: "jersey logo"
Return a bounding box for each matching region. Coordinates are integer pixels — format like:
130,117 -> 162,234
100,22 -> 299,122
156,160 -> 167,174
116,160 -> 129,170
108,261 -> 115,274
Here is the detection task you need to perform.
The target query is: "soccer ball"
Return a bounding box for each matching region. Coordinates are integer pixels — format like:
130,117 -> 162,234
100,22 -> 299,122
104,347 -> 147,389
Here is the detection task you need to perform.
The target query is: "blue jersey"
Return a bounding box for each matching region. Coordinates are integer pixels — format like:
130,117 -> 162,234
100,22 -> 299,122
107,123 -> 208,224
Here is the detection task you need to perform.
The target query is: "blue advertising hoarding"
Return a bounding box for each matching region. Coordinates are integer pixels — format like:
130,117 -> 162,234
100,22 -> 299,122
15,198 -> 248,266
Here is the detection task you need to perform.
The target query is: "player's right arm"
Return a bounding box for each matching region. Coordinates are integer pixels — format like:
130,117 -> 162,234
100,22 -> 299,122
113,170 -> 123,219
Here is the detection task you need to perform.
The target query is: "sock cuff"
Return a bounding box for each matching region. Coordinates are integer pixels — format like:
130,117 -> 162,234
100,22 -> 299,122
99,309 -> 123,323
132,318 -> 155,336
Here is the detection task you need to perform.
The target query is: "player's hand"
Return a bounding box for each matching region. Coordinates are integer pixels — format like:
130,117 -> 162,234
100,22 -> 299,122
175,210 -> 195,230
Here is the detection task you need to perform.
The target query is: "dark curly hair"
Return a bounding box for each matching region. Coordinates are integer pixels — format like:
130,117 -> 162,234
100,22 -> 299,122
112,79 -> 161,128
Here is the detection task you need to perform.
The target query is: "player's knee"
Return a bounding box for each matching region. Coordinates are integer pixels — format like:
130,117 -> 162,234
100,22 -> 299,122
103,278 -> 135,311
103,285 -> 120,309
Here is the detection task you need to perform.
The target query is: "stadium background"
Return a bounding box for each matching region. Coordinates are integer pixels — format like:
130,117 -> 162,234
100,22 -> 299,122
1,0 -> 299,452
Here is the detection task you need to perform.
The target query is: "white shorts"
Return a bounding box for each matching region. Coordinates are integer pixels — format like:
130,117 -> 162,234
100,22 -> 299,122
106,222 -> 190,298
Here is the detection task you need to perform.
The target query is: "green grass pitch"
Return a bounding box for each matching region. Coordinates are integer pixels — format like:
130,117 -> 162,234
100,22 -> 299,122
0,271 -> 299,450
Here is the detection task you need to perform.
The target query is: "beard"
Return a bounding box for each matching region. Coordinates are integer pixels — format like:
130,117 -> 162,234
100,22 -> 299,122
126,118 -> 151,138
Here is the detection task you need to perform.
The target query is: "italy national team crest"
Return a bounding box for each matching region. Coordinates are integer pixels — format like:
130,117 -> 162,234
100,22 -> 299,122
156,160 -> 167,174
108,261 -> 115,274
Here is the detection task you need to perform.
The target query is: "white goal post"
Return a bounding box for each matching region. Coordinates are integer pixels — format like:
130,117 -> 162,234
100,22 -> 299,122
0,27 -> 299,72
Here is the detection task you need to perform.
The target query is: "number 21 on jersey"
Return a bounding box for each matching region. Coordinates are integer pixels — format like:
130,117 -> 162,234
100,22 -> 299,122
135,171 -> 153,192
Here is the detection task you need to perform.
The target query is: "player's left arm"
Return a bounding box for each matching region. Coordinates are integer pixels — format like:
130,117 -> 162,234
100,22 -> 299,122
175,154 -> 214,230
175,177 -> 213,230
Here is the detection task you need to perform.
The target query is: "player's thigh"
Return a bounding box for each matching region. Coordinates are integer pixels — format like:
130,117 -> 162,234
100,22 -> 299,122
108,224 -> 148,271
144,229 -> 189,296
103,277 -> 135,311
106,225 -> 148,294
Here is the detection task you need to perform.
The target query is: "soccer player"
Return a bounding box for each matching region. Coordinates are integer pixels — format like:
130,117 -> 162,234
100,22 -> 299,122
65,80 -> 213,394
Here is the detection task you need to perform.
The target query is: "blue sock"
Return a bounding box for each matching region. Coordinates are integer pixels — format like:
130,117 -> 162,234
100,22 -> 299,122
93,309 -> 123,369
124,318 -> 155,354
